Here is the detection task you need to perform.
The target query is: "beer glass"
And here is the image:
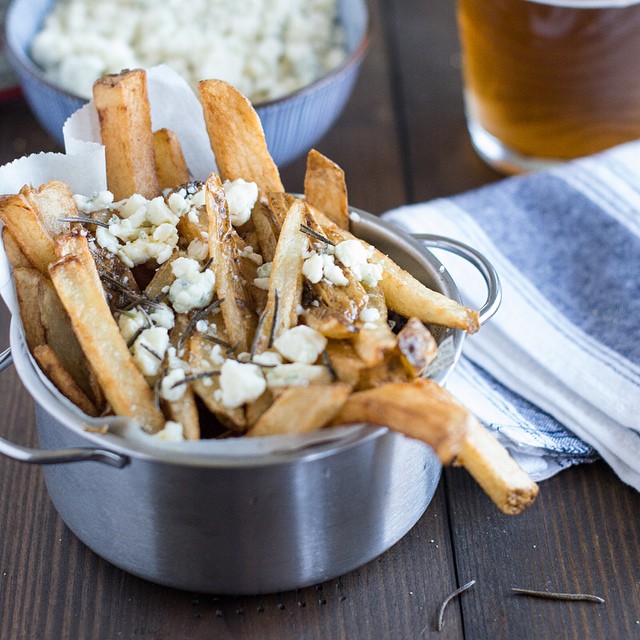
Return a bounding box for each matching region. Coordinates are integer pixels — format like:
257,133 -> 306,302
457,0 -> 640,173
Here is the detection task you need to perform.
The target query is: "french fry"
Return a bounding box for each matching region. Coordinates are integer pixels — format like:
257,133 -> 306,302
303,305 -> 359,340
332,378 -> 469,464
457,416 -> 539,515
396,317 -> 438,377
21,181 -> 76,239
251,201 -> 280,263
252,199 -> 309,354
12,267 -> 47,350
2,227 -> 33,268
198,79 -> 284,194
93,69 -> 160,200
49,254 -> 165,432
304,149 -> 349,230
153,128 -> 190,190
312,207 -> 480,333
248,383 -> 351,437
324,340 -> 367,387
33,344 -> 98,417
205,173 -> 257,353
267,192 -> 295,227
164,388 -> 200,440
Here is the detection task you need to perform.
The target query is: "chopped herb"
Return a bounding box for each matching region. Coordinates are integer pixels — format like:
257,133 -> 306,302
299,224 -> 335,246
436,580 -> 476,632
511,588 -> 604,604
60,216 -> 111,229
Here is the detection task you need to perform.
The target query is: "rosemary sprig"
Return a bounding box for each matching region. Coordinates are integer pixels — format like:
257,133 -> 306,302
140,343 -> 163,361
201,256 -> 214,272
60,216 -> 111,229
126,323 -> 149,348
267,290 -> 279,349
511,588 -> 604,604
170,370 -> 221,388
436,580 -> 476,632
322,350 -> 338,382
177,298 -> 224,350
202,335 -> 233,350
299,224 -> 335,246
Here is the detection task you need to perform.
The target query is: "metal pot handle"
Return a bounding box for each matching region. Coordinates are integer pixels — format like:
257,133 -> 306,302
410,233 -> 502,325
0,347 -> 128,468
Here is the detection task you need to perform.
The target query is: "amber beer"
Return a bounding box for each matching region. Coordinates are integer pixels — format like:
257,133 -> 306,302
457,0 -> 640,172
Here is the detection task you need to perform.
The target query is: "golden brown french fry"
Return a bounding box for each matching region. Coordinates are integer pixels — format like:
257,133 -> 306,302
33,344 -> 98,417
93,69 -> 160,200
304,149 -> 349,230
312,207 -> 480,333
356,352 -> 410,390
324,339 -> 367,387
49,254 -> 165,432
21,181 -> 76,238
12,267 -> 47,350
267,192 -> 295,227
457,416 -> 539,515
198,79 -> 284,194
303,306 -> 359,340
153,128 -> 190,190
205,173 -> 258,353
2,227 -> 33,268
396,317 -> 438,377
252,199 -> 309,354
164,388 -> 200,440
0,190 -> 61,273
332,378 -> 468,464
247,383 -> 351,437
251,201 -> 280,263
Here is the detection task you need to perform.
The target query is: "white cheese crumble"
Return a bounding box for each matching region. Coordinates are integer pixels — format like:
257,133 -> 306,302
302,251 -> 348,286
349,211 -> 361,223
187,238 -> 209,262
132,327 -> 170,377
240,245 -> 264,266
273,325 -> 327,364
160,368 -> 187,402
169,257 -> 216,314
252,351 -> 283,367
223,179 -> 259,227
335,239 -> 383,287
31,0 -> 348,104
152,421 -> 185,442
253,261 -> 272,290
266,363 -> 332,388
218,359 -> 266,408
359,307 -> 380,324
74,190 -> 114,213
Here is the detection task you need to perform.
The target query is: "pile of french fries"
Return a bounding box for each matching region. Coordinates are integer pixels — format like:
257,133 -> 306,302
0,69 -> 538,515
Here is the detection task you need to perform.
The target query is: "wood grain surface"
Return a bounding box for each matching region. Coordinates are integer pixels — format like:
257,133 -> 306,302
1,0 -> 639,638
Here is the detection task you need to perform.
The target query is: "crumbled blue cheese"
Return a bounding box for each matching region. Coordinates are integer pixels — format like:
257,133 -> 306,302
302,252 -> 323,283
223,179 -> 258,227
359,307 -> 380,324
252,351 -> 283,367
218,359 -> 266,408
74,190 -> 114,213
349,211 -> 361,223
131,327 -> 170,377
266,363 -> 332,388
152,421 -> 185,442
160,368 -> 187,402
169,257 -> 216,314
335,239 -> 383,287
95,194 -> 180,267
273,325 -> 327,364
31,0 -> 347,104
240,245 -> 263,266
187,238 -> 208,262
253,261 -> 272,290
302,251 -> 348,286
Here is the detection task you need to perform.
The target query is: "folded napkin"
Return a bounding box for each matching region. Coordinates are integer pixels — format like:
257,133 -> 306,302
383,141 -> 640,488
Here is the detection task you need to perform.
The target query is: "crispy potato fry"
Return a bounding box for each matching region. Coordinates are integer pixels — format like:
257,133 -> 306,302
33,344 -> 98,417
93,69 -> 160,200
332,378 -> 468,464
251,201 -> 280,263
356,352 -> 410,390
248,383 -> 351,437
21,181 -> 76,239
304,149 -> 349,230
2,227 -> 33,268
324,339 -> 367,387
396,317 -> 438,377
198,79 -> 284,194
312,207 -> 480,333
153,128 -> 190,190
267,192 -> 295,227
206,173 -> 257,353
49,254 -> 165,431
252,199 -> 309,354
457,416 -> 539,515
144,250 -> 185,299
13,267 -> 46,350
303,305 -> 359,339
0,189 -> 64,274
164,388 -> 200,440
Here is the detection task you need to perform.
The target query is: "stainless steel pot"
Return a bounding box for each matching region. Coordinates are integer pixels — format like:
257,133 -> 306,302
0,210 -> 500,594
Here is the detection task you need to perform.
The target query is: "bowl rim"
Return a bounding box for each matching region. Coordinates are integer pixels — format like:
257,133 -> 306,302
9,207 -> 463,470
4,0 -> 372,109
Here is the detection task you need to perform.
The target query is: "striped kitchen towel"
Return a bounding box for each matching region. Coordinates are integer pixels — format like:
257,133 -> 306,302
384,141 -> 640,487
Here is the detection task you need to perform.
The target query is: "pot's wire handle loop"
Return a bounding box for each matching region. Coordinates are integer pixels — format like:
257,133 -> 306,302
0,347 -> 129,468
410,233 -> 502,325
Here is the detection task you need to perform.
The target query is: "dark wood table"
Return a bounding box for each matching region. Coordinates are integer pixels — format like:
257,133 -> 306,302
1,1 -> 639,638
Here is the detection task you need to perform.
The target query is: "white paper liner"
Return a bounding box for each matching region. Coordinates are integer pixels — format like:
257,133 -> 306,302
0,65 -> 372,458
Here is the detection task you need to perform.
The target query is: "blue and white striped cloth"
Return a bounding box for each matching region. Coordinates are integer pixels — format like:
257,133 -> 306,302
384,141 -> 640,488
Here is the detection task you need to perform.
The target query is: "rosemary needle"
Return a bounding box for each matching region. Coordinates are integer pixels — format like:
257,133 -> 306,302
59,216 -> 110,229
436,580 -> 476,632
511,588 -> 604,604
299,224 -> 335,246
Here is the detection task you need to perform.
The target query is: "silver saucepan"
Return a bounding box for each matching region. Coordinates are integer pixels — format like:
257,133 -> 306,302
0,210 -> 500,594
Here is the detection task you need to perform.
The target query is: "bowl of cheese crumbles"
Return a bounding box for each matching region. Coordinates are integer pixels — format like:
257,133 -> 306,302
4,0 -> 370,165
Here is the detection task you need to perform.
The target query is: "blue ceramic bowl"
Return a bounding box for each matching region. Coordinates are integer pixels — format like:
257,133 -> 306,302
5,0 -> 370,166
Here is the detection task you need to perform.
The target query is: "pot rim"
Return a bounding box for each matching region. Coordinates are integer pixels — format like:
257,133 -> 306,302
8,208 -> 465,469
